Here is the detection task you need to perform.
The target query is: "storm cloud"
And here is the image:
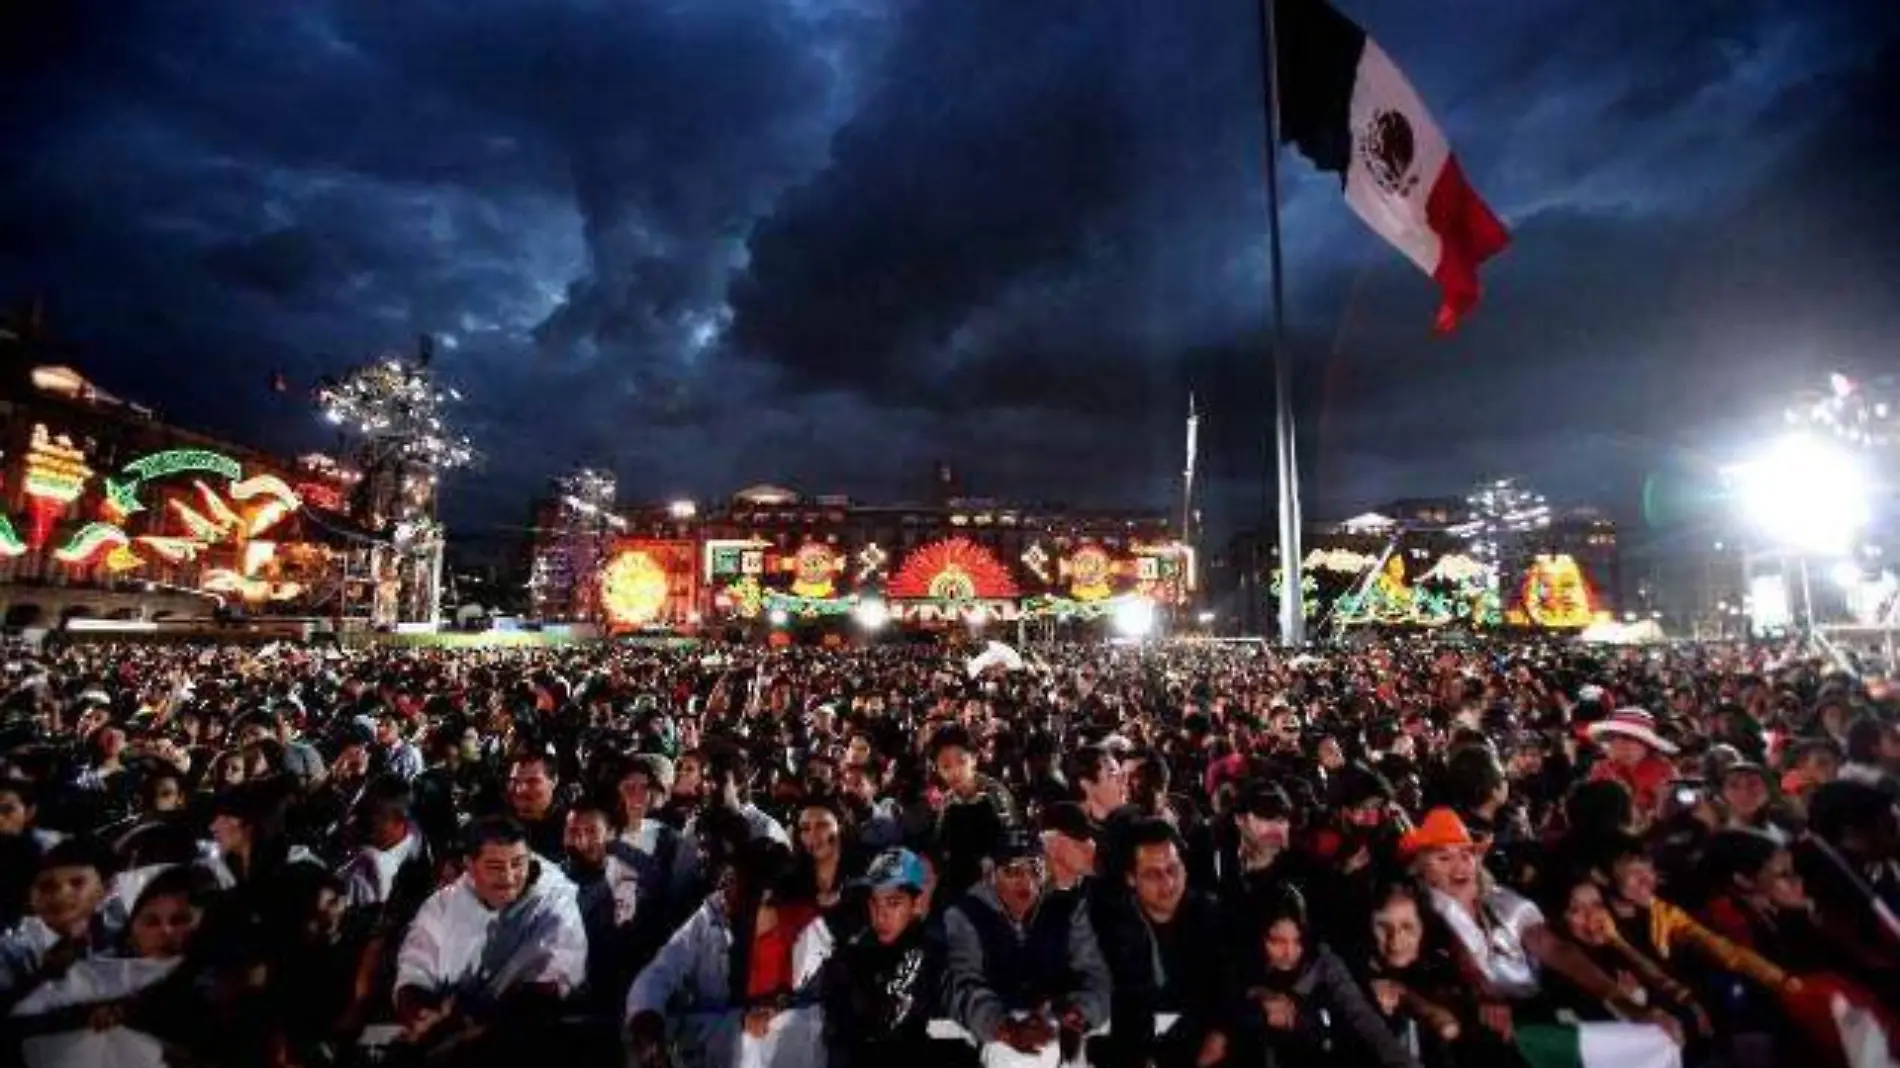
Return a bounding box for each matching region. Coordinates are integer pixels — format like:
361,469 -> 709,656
2,0 -> 1895,542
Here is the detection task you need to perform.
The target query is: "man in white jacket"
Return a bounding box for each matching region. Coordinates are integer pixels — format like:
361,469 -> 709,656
394,816 -> 588,1051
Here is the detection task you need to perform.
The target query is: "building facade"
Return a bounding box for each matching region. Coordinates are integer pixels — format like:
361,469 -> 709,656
528,481 -> 1192,631
0,363 -> 359,627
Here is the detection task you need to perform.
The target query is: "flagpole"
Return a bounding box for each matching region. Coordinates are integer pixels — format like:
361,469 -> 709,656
1256,0 -> 1305,646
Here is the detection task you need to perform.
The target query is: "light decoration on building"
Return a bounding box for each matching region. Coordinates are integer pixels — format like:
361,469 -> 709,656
1521,553 -> 1596,628
889,537 -> 1020,601
763,589 -> 854,619
0,515 -> 25,558
136,536 -> 204,564
194,480 -> 244,531
1450,476 -> 1551,615
1063,545 -> 1115,601
789,542 -> 840,598
294,480 -> 348,513
1021,542 -> 1051,583
600,548 -> 671,627
202,568 -> 303,602
856,543 -> 888,583
22,424 -> 92,548
104,545 -> 144,573
315,358 -> 475,468
52,522 -> 130,565
103,448 -> 242,517
1785,372 -> 1896,449
168,499 -> 227,543
1304,548 -> 1379,574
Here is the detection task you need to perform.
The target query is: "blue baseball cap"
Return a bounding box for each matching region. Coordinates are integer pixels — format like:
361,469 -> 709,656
863,848 -> 927,894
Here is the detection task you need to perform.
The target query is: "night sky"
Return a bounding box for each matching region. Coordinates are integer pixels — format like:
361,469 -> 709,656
4,0 -> 1898,545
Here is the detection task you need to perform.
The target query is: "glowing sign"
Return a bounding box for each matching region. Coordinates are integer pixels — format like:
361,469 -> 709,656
123,449 -> 241,484
53,522 -> 129,565
601,549 -> 670,627
889,537 -> 1020,600
104,449 -> 242,517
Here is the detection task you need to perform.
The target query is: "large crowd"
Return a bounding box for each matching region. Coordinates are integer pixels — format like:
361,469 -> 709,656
0,635 -> 1897,1068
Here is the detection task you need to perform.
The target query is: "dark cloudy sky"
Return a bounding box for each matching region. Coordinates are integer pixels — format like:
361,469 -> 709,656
4,0 -> 1897,543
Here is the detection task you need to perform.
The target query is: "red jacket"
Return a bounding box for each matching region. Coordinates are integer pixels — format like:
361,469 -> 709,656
1589,753 -> 1674,813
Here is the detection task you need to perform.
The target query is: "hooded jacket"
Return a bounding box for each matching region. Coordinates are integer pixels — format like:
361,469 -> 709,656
942,880 -> 1110,1042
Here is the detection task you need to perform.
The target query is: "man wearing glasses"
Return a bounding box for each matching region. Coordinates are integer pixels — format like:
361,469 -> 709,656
943,829 -> 1110,1068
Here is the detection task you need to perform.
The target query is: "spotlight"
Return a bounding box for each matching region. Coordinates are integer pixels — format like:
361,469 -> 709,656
1112,597 -> 1157,639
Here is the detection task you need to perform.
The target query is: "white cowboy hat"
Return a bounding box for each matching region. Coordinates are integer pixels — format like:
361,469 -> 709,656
1586,707 -> 1678,755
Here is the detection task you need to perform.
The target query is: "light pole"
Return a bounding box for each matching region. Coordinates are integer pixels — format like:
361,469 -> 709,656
1725,431 -> 1871,635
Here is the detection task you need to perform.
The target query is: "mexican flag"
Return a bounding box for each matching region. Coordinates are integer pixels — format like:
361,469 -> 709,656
1515,1022 -> 1681,1068
1276,0 -> 1509,332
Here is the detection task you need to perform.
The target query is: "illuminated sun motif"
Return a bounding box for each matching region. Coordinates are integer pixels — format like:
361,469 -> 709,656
601,549 -> 671,626
889,537 -> 1019,600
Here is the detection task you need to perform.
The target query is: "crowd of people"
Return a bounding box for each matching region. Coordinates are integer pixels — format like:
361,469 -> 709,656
0,633 -> 1897,1068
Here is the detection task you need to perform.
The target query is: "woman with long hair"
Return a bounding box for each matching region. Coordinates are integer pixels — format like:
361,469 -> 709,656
1236,884 -> 1420,1068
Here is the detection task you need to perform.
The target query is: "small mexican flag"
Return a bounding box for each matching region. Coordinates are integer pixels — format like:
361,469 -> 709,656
1515,1022 -> 1680,1068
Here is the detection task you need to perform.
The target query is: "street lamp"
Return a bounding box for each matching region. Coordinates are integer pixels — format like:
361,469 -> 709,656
668,500 -> 697,520
1726,431 -> 1872,632
853,597 -> 889,632
1113,596 -> 1157,640
768,608 -> 789,627
1727,432 -> 1871,556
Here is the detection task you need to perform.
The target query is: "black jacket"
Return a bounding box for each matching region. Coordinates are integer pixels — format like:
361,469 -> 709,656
1097,890 -> 1238,1066
821,923 -> 946,1067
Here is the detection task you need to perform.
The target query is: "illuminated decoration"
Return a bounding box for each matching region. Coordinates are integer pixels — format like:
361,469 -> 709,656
1521,554 -> 1596,628
1063,545 -> 1115,601
0,514 -> 25,558
52,522 -> 129,565
1021,542 -> 1051,583
600,549 -> 671,627
195,480 -> 244,531
103,448 -> 243,519
136,536 -> 204,564
1022,594 -> 1115,622
856,543 -> 888,583
705,538 -> 768,583
716,576 -> 765,619
1420,554 -> 1489,584
789,542 -> 841,599
1304,548 -> 1378,574
247,500 -> 292,538
889,537 -> 1020,601
23,424 -> 92,548
888,599 -> 1024,625
105,546 -> 144,573
1270,569 -> 1324,618
242,540 -> 278,577
168,499 -> 227,543
763,589 -> 854,619
231,473 -> 300,506
202,569 -> 304,603
23,425 -> 93,501
123,448 -> 241,485
1784,372 -> 1898,449
295,480 -> 348,513
1132,542 -> 1197,604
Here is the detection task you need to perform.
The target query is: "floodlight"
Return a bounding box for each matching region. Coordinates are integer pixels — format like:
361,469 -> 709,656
1112,597 -> 1157,639
854,597 -> 890,631
1728,433 -> 1870,556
